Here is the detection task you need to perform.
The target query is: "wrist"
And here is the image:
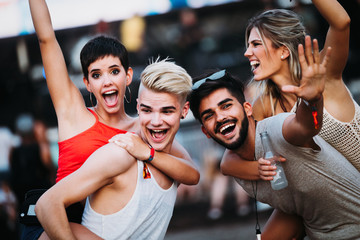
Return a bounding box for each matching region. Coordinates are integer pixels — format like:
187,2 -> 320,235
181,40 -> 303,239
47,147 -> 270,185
301,95 -> 322,106
147,146 -> 155,162
301,95 -> 322,130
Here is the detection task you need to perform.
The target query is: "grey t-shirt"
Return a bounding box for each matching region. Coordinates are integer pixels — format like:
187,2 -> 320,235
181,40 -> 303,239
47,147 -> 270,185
236,113 -> 360,239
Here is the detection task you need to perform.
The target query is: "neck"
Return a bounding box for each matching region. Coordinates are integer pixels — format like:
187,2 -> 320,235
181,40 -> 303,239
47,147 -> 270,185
233,117 -> 256,161
93,105 -> 136,130
271,69 -> 297,89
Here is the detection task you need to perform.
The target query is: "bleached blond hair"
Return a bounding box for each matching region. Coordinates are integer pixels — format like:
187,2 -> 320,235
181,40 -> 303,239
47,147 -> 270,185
140,57 -> 192,104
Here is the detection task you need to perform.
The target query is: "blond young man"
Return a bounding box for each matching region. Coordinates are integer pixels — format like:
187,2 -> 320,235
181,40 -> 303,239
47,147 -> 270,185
35,59 -> 194,240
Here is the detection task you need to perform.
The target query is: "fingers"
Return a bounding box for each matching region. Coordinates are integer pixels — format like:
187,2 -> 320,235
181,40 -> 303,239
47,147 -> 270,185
277,156 -> 287,162
300,36 -> 321,67
312,38 -> 320,64
258,158 -> 277,181
298,42 -> 307,69
304,35 -> 314,66
112,140 -> 126,148
282,85 -> 300,95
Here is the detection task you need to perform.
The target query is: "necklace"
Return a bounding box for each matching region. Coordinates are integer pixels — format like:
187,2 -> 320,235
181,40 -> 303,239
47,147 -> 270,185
252,154 -> 261,238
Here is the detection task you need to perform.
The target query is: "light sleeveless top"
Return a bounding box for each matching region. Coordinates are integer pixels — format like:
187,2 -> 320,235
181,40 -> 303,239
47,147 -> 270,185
56,109 -> 127,182
82,161 -> 177,240
291,99 -> 360,171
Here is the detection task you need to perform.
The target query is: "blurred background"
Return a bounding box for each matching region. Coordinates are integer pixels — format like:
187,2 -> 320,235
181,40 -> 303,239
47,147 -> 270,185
1,0 -> 359,239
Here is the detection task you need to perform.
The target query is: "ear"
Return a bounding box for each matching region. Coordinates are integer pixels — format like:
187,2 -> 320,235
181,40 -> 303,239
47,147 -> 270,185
281,46 -> 290,60
181,101 -> 190,119
201,125 -> 211,139
136,98 -> 140,115
243,102 -> 253,117
126,67 -> 133,86
83,77 -> 92,93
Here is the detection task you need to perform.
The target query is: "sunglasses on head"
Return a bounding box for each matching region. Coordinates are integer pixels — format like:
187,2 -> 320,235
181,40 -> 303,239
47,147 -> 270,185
192,69 -> 226,90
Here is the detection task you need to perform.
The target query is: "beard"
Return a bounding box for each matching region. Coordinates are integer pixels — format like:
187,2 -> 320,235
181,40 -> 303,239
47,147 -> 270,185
212,114 -> 249,150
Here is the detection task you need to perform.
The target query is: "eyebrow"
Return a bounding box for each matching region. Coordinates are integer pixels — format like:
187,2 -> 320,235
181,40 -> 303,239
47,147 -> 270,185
140,103 -> 177,111
200,98 -> 233,119
248,38 -> 262,44
90,64 -> 120,73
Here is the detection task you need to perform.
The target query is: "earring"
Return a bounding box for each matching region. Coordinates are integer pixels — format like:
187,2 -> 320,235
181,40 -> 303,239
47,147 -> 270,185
181,116 -> 185,119
281,55 -> 284,59
124,86 -> 131,104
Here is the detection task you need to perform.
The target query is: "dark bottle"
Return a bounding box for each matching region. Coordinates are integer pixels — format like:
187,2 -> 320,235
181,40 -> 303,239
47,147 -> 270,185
260,131 -> 288,190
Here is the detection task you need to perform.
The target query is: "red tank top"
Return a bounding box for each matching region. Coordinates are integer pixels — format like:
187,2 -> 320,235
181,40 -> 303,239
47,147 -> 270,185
56,109 -> 127,182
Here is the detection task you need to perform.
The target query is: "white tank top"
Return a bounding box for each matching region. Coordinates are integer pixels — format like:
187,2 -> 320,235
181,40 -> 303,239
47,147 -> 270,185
82,160 -> 177,240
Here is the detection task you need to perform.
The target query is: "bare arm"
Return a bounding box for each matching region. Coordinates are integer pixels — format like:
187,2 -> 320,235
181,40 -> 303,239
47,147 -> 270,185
282,36 -> 331,146
220,149 -> 260,180
109,132 -> 200,185
261,209 -> 305,240
29,0 -> 89,139
313,0 -> 350,78
35,144 -> 134,240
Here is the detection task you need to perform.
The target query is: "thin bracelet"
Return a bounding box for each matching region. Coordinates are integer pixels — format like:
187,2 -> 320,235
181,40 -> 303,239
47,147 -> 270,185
148,146 -> 155,162
302,99 -> 319,129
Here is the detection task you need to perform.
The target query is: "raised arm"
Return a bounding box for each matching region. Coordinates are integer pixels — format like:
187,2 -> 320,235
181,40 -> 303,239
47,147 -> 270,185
35,144 -> 134,239
313,0 -> 350,78
109,132 -> 200,185
29,0 -> 88,136
282,36 -> 331,146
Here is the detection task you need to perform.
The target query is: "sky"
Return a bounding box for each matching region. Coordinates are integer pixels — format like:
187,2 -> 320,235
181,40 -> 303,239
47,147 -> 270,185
0,0 -> 238,39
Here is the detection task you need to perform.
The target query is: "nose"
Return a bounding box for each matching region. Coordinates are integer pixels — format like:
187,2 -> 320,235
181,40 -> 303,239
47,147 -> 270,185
151,113 -> 163,126
103,73 -> 113,86
244,45 -> 252,58
215,110 -> 227,123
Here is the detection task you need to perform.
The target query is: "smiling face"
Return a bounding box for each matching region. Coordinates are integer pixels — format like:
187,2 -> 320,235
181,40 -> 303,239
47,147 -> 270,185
244,28 -> 285,81
137,86 -> 189,153
84,55 -> 132,114
199,88 -> 249,150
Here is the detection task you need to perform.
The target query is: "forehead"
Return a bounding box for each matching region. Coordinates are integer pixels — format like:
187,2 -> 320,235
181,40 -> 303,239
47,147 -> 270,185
198,88 -> 234,111
138,87 -> 181,109
89,55 -> 122,69
248,28 -> 261,42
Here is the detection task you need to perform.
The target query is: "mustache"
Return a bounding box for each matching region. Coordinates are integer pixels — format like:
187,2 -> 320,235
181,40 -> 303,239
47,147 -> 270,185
215,119 -> 237,134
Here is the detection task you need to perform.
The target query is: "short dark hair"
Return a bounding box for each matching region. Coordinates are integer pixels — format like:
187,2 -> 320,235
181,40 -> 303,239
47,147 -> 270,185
80,35 -> 129,80
189,70 -> 246,123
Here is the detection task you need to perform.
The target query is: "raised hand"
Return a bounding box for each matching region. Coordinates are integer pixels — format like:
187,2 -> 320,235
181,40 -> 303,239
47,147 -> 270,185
282,35 -> 331,102
109,132 -> 151,161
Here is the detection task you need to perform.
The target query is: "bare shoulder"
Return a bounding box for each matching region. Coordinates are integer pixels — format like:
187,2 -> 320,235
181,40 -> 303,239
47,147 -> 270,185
252,95 -> 272,121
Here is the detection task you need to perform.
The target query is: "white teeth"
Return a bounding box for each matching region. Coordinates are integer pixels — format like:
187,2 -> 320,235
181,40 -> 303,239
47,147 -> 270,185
220,123 -> 235,134
250,61 -> 260,66
104,90 -> 116,95
250,61 -> 260,72
151,129 -> 165,138
152,129 -> 163,133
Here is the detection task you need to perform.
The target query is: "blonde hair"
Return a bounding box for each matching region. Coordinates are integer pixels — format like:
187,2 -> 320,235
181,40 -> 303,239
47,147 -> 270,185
140,58 -> 192,104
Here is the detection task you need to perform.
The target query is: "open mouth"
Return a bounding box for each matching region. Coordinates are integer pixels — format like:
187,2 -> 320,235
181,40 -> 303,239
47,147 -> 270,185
215,120 -> 236,136
219,123 -> 235,136
250,61 -> 260,72
103,90 -> 118,106
149,129 -> 168,140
